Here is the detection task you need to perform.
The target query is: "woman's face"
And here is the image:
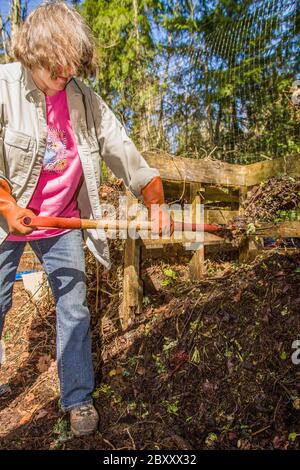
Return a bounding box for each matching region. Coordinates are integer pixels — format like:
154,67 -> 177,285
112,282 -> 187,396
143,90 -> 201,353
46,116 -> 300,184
31,66 -> 75,96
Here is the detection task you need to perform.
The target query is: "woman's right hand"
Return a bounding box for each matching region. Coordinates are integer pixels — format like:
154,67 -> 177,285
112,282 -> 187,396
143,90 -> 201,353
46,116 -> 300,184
0,179 -> 37,235
6,206 -> 37,236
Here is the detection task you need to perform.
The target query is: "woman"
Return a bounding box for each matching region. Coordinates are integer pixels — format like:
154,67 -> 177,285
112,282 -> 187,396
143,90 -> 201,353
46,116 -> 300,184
0,1 -> 171,436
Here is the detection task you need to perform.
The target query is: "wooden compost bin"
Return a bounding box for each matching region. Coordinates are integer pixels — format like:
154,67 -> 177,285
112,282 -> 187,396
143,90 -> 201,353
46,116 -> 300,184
119,152 -> 300,330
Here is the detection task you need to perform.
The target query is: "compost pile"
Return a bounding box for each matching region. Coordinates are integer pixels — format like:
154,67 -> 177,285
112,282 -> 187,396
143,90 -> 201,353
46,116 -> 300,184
1,181 -> 300,450
242,176 -> 300,222
89,249 -> 300,451
229,176 -> 300,246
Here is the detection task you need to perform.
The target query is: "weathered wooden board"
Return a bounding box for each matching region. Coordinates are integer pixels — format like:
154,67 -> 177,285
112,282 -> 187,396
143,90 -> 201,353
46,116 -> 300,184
163,180 -> 204,202
163,181 -> 240,204
170,207 -> 238,225
254,221 -> 300,237
139,231 -> 226,248
204,186 -> 240,203
143,152 -> 247,186
143,151 -> 300,188
244,154 -> 300,186
205,209 -> 239,225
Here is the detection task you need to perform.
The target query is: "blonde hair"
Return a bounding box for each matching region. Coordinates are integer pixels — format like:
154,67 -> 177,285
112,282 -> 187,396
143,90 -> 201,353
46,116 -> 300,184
13,1 -> 97,78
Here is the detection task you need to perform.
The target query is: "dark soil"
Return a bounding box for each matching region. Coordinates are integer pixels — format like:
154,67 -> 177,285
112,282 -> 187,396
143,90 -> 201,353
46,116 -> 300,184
1,182 -> 300,450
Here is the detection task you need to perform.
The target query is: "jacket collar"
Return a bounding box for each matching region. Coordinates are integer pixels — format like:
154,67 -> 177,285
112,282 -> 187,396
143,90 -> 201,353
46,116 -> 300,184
67,77 -> 82,97
21,65 -> 39,98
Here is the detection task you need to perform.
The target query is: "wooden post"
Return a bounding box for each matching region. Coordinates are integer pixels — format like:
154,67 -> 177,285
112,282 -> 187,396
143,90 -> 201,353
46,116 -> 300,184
238,186 -> 264,263
120,191 -> 143,331
189,183 -> 205,280
239,186 -> 250,262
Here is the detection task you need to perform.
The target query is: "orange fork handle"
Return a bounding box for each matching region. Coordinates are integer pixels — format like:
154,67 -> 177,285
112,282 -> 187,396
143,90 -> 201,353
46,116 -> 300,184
22,216 -> 82,229
22,216 -> 224,233
22,216 -> 151,231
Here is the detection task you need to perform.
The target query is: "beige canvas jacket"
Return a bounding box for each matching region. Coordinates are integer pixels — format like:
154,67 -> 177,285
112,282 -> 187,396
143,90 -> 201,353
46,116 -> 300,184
0,62 -> 159,268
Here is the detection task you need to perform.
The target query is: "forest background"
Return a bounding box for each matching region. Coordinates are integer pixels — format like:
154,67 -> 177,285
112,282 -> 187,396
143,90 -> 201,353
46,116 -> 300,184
0,0 -> 299,164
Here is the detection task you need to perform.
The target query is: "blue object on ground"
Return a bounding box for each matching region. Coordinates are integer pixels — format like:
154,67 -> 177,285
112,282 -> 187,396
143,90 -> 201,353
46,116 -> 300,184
263,237 -> 277,247
0,383 -> 11,396
263,237 -> 300,248
15,270 -> 41,281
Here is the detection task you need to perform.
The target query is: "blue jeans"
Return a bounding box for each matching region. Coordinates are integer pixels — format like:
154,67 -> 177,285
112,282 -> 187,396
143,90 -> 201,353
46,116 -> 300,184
0,230 -> 94,411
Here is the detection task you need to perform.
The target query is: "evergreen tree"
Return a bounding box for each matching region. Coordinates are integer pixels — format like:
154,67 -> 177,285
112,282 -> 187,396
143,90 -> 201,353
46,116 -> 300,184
80,0 -> 166,150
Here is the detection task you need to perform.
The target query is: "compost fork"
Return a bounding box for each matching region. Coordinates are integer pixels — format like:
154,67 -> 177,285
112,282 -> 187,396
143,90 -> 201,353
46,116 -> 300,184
22,215 -> 227,235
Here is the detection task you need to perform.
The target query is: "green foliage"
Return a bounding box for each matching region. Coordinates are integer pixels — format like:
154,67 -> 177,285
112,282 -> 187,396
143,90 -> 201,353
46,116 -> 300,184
246,223 -> 256,235
274,209 -> 300,223
52,418 -> 73,445
127,354 -> 144,367
205,432 -> 218,447
81,0 -> 166,149
92,383 -> 113,398
79,0 -> 298,162
279,350 -> 288,361
191,346 -> 200,364
142,296 -> 152,306
162,397 -> 180,415
152,353 -> 167,374
162,336 -> 178,356
161,267 -> 177,286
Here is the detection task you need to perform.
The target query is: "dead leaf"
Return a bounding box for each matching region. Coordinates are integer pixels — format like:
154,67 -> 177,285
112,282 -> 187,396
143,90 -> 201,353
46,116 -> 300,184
34,409 -> 48,421
233,289 -> 242,302
20,352 -> 29,362
37,354 -> 52,373
272,435 -> 285,449
136,366 -> 146,375
227,359 -> 234,375
202,382 -> 215,393
100,186 -> 114,199
237,438 -> 251,450
19,412 -> 32,426
24,392 -> 35,403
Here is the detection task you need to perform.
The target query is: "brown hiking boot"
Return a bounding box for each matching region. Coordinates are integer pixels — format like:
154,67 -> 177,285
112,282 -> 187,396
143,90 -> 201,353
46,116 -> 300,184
70,404 -> 99,437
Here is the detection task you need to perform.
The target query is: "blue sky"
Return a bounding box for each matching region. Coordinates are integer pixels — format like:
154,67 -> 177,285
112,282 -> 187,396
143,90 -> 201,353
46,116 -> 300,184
0,0 -> 78,19
0,1 -> 40,18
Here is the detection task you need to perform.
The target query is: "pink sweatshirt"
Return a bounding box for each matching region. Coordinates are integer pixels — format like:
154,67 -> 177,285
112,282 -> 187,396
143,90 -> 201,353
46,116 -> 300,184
8,89 -> 83,241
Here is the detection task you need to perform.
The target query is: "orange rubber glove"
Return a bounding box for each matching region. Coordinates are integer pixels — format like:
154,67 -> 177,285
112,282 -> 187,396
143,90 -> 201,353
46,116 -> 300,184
0,179 -> 36,235
141,176 -> 174,236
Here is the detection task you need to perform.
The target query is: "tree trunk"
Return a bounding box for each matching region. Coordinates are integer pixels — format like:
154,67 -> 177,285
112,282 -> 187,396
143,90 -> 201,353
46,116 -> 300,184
0,15 -> 9,63
132,0 -> 140,53
11,0 -> 21,51
204,52 -> 214,145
